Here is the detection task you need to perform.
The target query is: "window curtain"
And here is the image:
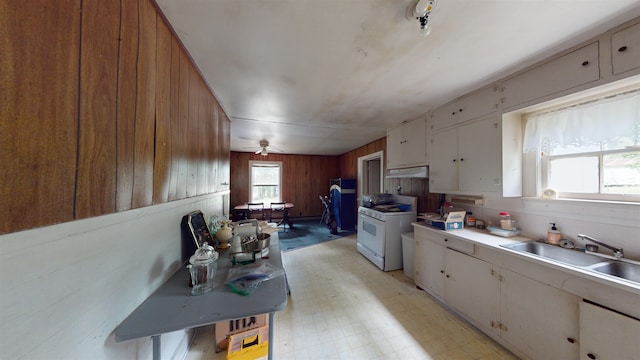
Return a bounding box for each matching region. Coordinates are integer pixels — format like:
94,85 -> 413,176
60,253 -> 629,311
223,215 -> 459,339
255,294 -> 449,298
523,89 -> 640,154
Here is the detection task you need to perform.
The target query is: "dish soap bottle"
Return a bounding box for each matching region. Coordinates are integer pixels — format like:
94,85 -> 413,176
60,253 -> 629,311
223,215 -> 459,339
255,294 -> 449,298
546,223 -> 561,245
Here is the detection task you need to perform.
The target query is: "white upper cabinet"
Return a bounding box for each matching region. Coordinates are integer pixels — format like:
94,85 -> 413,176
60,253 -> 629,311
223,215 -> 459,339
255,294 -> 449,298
429,116 -> 501,194
611,21 -> 640,75
429,84 -> 500,132
501,42 -> 600,110
386,117 -> 427,169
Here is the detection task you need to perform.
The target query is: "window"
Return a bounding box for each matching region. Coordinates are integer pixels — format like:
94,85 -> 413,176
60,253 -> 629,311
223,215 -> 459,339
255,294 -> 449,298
523,88 -> 640,201
249,161 -> 282,205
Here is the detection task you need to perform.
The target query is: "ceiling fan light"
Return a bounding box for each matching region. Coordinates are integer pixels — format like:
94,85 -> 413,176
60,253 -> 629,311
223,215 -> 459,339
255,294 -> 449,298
261,148 -> 268,156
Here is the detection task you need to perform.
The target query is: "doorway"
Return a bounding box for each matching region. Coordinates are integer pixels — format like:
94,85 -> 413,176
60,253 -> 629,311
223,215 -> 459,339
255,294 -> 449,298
358,151 -> 384,200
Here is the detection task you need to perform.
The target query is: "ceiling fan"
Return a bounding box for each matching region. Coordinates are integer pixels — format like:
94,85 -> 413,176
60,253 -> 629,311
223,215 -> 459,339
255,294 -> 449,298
255,140 -> 271,156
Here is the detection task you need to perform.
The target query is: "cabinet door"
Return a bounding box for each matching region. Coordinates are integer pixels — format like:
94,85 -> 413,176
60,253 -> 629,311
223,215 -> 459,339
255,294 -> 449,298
423,238 -> 445,300
386,126 -> 403,169
457,117 -> 501,192
429,127 -> 458,193
414,227 -> 446,300
402,117 -> 427,167
457,85 -> 499,124
500,269 -> 580,360
444,249 -> 499,335
429,103 -> 457,132
611,22 -> 640,75
580,301 -> 640,360
502,42 -> 600,109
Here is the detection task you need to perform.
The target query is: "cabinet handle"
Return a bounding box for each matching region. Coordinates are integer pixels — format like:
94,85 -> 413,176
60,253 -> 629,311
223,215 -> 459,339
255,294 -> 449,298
587,353 -> 596,359
458,108 -> 463,112
451,111 -> 456,115
581,60 -> 589,66
566,337 -> 576,344
440,270 -> 444,274
452,159 -> 457,163
618,45 -> 628,52
446,274 -> 450,278
460,158 -> 464,162
444,238 -> 448,242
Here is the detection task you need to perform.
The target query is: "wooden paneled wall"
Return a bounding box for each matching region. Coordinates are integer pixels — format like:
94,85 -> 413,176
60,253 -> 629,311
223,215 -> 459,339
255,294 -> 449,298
339,138 -> 440,214
0,0 -> 230,235
230,152 -> 340,218
230,137 -> 440,220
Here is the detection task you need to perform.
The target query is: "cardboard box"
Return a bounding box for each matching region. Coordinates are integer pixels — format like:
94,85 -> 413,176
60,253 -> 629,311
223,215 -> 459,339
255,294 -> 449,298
424,211 -> 466,231
216,314 -> 268,352
226,326 -> 269,360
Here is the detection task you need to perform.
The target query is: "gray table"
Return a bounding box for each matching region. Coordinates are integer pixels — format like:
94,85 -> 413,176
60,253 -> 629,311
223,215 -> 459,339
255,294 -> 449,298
115,235 -> 288,360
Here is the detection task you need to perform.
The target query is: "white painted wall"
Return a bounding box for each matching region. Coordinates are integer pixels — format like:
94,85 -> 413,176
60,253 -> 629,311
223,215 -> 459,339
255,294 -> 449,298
0,192 -> 229,359
454,194 -> 640,260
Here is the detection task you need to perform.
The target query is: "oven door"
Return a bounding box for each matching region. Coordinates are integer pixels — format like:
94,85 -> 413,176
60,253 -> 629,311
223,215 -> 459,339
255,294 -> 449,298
357,213 -> 385,256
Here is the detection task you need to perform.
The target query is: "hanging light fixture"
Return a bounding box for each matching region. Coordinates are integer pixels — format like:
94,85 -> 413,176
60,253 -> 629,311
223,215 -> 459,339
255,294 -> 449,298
407,0 -> 437,37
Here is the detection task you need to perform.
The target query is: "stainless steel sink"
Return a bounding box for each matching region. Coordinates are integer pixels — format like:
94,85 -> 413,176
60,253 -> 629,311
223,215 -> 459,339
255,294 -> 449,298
501,242 -> 605,266
591,261 -> 640,283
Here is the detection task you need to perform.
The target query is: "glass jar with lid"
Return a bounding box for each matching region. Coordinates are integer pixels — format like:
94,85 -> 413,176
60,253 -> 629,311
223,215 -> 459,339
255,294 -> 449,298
499,212 -> 512,230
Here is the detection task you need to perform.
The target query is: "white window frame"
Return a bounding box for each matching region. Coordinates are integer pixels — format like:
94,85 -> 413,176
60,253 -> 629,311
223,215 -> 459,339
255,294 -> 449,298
249,160 -> 282,206
523,86 -> 640,203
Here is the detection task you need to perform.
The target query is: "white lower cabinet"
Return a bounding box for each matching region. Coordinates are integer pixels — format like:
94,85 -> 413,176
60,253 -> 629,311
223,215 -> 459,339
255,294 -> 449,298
414,231 -> 445,300
500,268 -> 580,359
444,248 -> 499,336
413,225 -> 582,359
579,301 -> 640,359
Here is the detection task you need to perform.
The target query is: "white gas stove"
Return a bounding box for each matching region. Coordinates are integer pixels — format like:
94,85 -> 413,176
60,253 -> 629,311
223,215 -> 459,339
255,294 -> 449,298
357,195 -> 417,271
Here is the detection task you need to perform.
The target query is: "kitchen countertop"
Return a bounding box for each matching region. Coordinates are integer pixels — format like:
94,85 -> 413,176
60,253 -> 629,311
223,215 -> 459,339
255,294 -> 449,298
412,222 -> 640,295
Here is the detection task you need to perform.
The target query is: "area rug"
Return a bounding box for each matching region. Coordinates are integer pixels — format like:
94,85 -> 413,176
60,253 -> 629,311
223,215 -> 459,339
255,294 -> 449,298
278,218 -> 357,252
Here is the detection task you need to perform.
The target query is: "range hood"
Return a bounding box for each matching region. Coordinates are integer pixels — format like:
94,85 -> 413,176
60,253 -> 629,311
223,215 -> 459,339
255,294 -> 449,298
385,166 -> 428,179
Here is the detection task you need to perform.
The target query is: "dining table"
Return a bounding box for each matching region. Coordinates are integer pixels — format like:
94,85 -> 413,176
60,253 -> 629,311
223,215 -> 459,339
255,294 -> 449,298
232,202 -> 294,229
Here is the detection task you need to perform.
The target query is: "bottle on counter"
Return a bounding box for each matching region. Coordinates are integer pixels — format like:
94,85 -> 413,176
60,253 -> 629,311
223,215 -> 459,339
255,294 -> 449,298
546,223 -> 562,245
466,212 -> 475,227
500,212 -> 512,230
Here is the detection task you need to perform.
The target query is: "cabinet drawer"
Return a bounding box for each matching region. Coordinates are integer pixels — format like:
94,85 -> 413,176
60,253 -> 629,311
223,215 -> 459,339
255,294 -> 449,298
433,233 -> 475,254
502,42 -> 600,109
416,225 -> 475,254
611,22 -> 640,75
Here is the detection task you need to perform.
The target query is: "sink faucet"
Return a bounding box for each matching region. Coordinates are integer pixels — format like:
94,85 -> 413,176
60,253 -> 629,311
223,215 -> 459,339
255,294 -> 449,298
577,234 -> 624,259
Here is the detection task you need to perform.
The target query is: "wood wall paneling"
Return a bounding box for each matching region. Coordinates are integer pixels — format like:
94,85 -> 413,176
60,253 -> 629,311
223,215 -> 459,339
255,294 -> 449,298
197,76 -> 207,196
230,152 -> 340,218
337,137 -> 440,214
1,0 -> 232,235
167,36 -> 181,201
76,0 -> 120,219
131,0 -> 157,209
152,15 -> 172,204
0,0 -> 80,233
209,96 -> 219,194
175,47 -> 190,200
186,64 -> 198,197
220,109 -> 231,188
116,0 -> 139,212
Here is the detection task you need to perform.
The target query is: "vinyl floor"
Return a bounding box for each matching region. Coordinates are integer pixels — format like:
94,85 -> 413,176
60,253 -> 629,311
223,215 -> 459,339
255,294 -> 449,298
185,234 -> 519,360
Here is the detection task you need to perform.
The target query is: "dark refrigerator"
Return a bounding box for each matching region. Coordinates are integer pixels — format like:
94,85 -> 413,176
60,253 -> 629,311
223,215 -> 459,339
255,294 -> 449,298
330,178 -> 356,230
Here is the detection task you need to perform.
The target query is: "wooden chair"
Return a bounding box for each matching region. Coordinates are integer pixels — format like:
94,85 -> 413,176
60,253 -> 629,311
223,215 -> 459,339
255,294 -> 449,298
269,202 -> 288,232
247,202 -> 265,220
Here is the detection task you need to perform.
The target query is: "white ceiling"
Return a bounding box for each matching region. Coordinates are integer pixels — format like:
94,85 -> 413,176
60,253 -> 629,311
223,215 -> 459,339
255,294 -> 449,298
156,0 -> 640,155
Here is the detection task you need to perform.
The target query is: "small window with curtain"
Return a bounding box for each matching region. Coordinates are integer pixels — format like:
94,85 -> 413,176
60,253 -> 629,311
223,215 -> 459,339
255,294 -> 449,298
523,88 -> 640,202
249,161 -> 282,206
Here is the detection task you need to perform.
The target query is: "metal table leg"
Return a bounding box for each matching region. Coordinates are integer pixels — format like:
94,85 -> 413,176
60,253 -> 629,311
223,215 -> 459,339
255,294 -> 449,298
152,334 -> 161,360
268,312 -> 275,359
